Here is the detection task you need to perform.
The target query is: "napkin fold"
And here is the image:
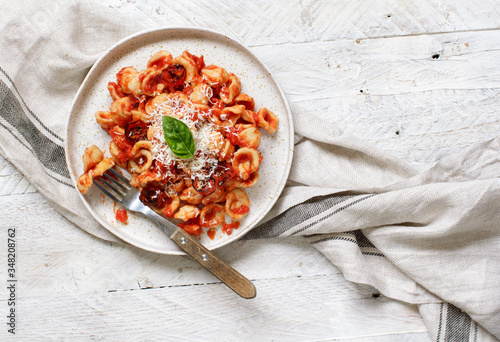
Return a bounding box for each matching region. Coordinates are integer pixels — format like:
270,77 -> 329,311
1,1 -> 498,341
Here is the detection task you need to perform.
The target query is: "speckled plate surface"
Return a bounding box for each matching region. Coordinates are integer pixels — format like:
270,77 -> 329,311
65,27 -> 293,255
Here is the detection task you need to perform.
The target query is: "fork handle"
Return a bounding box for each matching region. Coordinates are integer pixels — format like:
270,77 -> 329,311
170,228 -> 256,299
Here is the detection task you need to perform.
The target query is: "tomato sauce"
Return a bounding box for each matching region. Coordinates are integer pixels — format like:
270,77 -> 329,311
184,51 -> 205,70
115,209 -> 128,224
234,152 -> 252,165
210,98 -> 225,110
222,221 -> 240,235
226,127 -> 241,146
108,127 -> 134,158
151,160 -> 176,177
162,205 -> 175,218
201,206 -> 223,228
251,111 -> 259,124
148,54 -> 172,69
182,85 -> 194,96
178,217 -> 202,237
142,76 -> 160,94
263,110 -> 272,122
220,86 -> 230,99
207,229 -> 216,240
240,172 -> 258,187
107,81 -> 126,99
232,205 -> 250,215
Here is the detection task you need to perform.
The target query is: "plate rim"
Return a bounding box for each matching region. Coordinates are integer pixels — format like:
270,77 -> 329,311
64,26 -> 294,254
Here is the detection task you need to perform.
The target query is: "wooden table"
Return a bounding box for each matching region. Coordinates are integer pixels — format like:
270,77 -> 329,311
2,0 -> 499,340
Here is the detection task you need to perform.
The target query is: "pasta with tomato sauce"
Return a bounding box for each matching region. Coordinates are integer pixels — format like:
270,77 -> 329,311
77,50 -> 279,237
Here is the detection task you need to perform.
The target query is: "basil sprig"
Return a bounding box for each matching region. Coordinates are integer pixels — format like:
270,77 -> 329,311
162,116 -> 195,159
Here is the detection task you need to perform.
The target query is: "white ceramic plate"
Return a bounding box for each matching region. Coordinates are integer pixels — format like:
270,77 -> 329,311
65,27 -> 294,255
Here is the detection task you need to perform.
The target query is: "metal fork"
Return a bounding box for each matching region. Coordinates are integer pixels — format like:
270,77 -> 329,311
94,168 -> 256,299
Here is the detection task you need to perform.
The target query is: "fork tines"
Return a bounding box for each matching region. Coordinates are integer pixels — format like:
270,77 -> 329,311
93,168 -> 131,203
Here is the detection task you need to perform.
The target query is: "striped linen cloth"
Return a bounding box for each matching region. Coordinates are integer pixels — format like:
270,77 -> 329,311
1,1 -> 499,341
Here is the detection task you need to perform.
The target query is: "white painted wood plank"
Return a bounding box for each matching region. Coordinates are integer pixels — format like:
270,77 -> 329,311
0,276 -> 429,341
252,30 -> 500,171
261,30 -> 500,100
0,155 -> 37,196
0,192 -> 339,295
105,0 -> 500,45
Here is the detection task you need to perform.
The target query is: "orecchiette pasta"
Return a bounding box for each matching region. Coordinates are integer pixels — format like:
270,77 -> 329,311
147,50 -> 172,70
200,204 -> 225,228
225,189 -> 250,220
257,107 -> 279,134
77,145 -> 115,195
220,74 -> 241,104
180,187 -> 204,205
78,50 -> 278,237
174,205 -> 200,221
224,172 -> 259,191
232,147 -> 262,180
201,65 -> 229,87
116,67 -> 142,96
235,124 -> 261,149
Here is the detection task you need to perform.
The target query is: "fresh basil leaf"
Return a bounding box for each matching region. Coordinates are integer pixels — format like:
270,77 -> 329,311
162,116 -> 195,159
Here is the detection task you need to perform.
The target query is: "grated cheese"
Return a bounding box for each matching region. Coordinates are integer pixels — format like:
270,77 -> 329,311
147,94 -> 223,187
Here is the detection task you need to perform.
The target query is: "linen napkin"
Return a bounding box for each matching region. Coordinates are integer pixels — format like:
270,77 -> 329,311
0,1 -> 499,341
